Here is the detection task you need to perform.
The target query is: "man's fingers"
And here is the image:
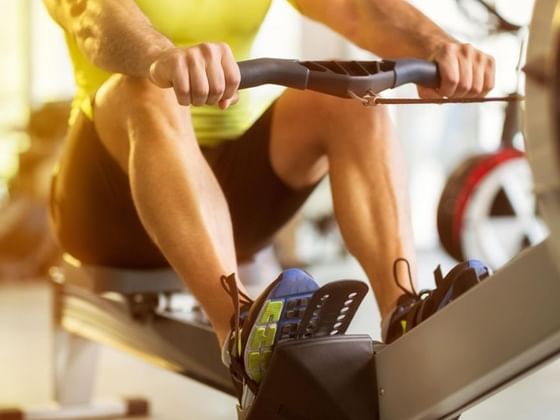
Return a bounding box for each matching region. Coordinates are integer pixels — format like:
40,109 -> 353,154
417,86 -> 443,100
199,43 -> 226,105
205,60 -> 226,105
454,45 -> 475,98
468,57 -> 486,98
218,92 -> 240,110
187,52 -> 209,106
147,42 -> 247,108
454,59 -> 473,98
171,60 -> 192,106
433,43 -> 495,99
436,45 -> 460,98
149,57 -> 174,89
481,55 -> 496,96
220,43 -> 241,107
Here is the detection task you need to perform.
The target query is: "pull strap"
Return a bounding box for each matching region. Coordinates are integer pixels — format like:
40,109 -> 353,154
348,90 -> 525,106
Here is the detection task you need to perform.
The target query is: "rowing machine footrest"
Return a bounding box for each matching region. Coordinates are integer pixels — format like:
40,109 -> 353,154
245,335 -> 378,420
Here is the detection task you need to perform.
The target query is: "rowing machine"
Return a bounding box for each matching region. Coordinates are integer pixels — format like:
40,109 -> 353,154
4,6 -> 560,416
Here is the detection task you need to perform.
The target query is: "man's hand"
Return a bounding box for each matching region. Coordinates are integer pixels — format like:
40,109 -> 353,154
149,42 -> 241,109
418,42 -> 495,99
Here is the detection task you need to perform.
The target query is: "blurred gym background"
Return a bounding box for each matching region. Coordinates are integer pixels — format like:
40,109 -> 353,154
2,1 -> 558,419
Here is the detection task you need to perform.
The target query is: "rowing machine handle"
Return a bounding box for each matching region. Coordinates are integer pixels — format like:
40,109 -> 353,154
238,58 -> 440,98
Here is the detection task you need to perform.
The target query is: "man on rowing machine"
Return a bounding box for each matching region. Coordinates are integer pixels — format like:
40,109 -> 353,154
44,0 -> 494,411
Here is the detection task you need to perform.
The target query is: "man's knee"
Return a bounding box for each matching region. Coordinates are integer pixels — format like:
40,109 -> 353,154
97,75 -> 193,139
97,75 -> 185,125
93,75 -> 194,170
305,93 -> 392,153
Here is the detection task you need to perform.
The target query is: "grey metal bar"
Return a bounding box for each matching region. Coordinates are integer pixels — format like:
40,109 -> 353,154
53,329 -> 100,405
52,258 -> 185,294
376,240 -> 560,420
56,282 -> 234,395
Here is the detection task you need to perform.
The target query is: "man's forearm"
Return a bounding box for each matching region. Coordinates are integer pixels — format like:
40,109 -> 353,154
296,0 -> 454,59
45,0 -> 173,77
355,0 -> 454,58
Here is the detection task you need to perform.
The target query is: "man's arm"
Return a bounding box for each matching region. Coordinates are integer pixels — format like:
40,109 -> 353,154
292,0 -> 495,98
43,0 -> 173,78
43,0 -> 240,107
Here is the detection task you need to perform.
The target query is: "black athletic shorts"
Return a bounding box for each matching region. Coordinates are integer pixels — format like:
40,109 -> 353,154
49,102 -> 318,269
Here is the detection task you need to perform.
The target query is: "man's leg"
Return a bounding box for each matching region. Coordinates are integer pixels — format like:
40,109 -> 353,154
93,75 -> 244,345
269,89 -> 415,319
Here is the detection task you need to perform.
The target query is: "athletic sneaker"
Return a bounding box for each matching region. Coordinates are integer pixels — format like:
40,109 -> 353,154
382,258 -> 491,344
221,268 -> 319,411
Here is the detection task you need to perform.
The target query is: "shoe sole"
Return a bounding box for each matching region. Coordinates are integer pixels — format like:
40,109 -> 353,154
244,270 -> 318,382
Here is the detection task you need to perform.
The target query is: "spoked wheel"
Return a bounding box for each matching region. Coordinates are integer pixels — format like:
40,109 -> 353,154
438,148 -> 549,269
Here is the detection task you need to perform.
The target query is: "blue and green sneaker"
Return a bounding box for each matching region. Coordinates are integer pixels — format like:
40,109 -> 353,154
221,268 -> 319,411
382,258 -> 492,344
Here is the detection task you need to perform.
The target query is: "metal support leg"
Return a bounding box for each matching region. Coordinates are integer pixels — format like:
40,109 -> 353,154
53,329 -> 100,405
0,278 -> 149,420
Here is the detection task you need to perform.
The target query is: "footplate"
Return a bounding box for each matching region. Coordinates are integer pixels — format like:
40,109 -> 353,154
244,335 -> 379,420
296,280 -> 368,339
242,280 -> 377,420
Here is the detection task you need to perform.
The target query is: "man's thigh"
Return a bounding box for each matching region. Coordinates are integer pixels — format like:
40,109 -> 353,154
51,89 -> 320,268
50,104 -> 168,269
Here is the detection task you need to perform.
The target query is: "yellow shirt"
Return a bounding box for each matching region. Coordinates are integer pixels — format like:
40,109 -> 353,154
65,0 -> 298,146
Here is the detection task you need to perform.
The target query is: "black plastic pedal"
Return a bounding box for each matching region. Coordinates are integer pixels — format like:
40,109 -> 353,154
296,280 -> 368,339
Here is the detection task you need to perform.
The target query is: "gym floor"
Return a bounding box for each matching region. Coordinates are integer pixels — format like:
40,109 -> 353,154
1,249 -> 559,420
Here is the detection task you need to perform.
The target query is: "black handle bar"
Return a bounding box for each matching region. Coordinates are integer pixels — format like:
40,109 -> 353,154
238,58 -> 440,98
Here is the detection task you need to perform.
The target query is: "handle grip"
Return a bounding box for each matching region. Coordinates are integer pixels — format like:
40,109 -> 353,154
238,58 -> 440,98
392,59 -> 440,90
238,58 -> 310,90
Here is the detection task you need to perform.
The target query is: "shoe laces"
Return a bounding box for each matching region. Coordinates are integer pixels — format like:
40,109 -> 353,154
220,273 -> 254,359
393,258 -> 433,301
220,273 -> 260,396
